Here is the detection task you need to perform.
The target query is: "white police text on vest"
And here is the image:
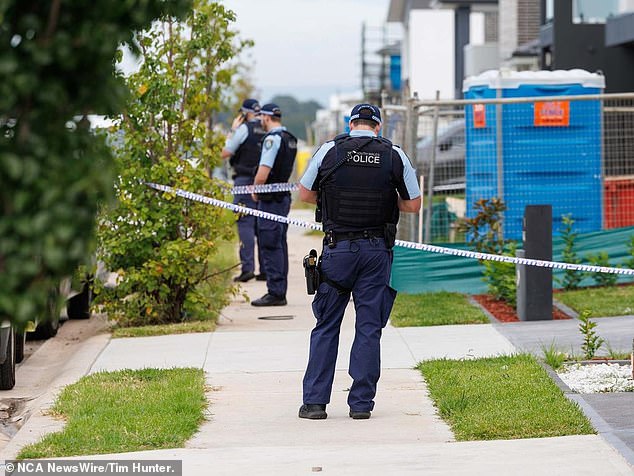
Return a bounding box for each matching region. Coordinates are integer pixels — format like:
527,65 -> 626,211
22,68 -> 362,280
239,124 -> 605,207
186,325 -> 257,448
346,151 -> 381,167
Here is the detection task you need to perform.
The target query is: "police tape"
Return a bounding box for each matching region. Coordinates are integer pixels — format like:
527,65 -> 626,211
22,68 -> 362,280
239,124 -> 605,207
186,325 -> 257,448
147,182 -> 634,276
230,182 -> 299,195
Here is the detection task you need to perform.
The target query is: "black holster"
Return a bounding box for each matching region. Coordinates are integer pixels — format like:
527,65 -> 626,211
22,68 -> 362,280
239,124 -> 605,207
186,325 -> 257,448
303,249 -> 321,295
384,223 -> 397,249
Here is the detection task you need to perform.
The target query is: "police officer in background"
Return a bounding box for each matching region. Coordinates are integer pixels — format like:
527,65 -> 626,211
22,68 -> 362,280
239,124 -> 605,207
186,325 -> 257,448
250,103 -> 298,306
297,103 -> 421,420
222,98 -> 266,283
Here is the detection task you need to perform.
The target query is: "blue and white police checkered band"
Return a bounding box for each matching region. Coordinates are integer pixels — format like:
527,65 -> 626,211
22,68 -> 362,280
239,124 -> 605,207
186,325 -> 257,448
231,182 -> 299,195
146,182 -> 634,277
349,113 -> 382,124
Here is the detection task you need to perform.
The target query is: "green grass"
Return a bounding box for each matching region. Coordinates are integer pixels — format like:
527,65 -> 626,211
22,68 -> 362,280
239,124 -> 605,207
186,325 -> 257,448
112,320 -> 216,338
540,340 -> 568,370
556,284 -> 634,317
419,354 -> 594,440
18,368 -> 207,458
390,292 -> 489,327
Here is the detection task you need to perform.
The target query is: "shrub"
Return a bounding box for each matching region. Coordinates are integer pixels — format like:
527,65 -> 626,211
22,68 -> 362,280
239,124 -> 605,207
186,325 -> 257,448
96,2 -> 249,326
458,198 -> 517,305
0,0 -> 190,329
556,214 -> 583,291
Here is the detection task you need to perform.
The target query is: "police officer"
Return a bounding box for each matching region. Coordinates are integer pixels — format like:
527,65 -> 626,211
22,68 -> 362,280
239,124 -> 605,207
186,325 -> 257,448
297,103 -> 421,419
250,103 -> 298,306
222,98 -> 266,283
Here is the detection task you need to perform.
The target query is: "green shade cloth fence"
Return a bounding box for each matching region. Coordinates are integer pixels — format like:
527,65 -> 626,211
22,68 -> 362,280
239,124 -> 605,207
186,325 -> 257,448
391,226 -> 634,294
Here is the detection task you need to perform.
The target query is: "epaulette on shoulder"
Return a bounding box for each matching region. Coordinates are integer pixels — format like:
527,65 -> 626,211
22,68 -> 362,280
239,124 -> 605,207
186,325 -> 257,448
333,133 -> 349,142
376,136 -> 393,147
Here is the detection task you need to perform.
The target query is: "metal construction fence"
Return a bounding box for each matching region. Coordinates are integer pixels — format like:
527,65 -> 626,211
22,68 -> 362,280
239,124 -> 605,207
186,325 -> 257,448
381,92 -> 634,244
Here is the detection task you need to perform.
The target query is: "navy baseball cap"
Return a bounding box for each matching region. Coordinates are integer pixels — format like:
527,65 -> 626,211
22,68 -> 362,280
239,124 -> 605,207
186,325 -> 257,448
350,103 -> 382,125
240,98 -> 261,114
258,103 -> 282,118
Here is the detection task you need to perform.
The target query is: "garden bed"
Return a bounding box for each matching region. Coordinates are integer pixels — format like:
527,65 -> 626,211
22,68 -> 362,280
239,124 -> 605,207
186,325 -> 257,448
557,362 -> 634,393
473,294 -> 572,323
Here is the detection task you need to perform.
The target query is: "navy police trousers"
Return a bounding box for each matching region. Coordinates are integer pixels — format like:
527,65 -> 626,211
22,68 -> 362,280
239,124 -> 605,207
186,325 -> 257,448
302,237 -> 397,412
233,175 -> 262,275
257,195 -> 291,298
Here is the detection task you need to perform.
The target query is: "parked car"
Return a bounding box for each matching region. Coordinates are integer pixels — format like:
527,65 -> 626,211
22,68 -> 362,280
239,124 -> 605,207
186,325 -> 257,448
416,119 -> 465,187
0,322 -> 16,390
0,278 -> 92,390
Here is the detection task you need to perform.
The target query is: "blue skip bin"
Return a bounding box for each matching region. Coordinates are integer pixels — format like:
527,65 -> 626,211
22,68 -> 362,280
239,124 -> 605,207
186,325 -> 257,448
463,69 -> 605,239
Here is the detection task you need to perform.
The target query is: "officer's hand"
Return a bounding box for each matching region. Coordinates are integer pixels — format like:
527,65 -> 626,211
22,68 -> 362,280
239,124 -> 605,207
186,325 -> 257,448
251,193 -> 259,202
231,114 -> 245,131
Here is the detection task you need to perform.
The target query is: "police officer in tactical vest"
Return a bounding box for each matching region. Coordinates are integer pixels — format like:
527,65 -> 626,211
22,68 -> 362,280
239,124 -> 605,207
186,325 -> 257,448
222,98 -> 267,283
298,103 -> 421,419
250,103 -> 298,306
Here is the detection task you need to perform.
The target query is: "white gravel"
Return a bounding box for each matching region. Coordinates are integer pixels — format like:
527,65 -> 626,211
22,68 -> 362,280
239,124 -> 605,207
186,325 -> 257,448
557,363 -> 634,393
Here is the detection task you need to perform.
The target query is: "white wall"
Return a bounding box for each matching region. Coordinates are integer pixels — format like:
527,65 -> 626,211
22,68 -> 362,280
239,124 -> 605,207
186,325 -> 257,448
407,10 -> 454,100
470,12 -> 486,45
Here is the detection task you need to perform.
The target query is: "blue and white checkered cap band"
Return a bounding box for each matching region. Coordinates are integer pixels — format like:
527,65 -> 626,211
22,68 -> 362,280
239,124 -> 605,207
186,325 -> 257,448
146,182 -> 634,277
349,113 -> 382,124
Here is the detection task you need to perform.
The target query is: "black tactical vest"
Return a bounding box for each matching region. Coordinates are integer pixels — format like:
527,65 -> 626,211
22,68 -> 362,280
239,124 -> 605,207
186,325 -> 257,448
259,129 -> 297,201
319,134 -> 399,233
230,120 -> 266,178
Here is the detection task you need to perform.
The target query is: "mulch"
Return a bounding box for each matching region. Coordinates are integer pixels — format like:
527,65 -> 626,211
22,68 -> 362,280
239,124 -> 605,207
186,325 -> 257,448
472,294 -> 572,323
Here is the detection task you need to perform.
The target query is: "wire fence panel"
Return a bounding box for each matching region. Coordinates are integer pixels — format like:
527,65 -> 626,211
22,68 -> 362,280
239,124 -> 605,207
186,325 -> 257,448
383,93 -> 634,244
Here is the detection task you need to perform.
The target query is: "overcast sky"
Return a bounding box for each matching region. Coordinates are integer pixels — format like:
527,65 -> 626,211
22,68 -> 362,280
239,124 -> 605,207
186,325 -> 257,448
219,0 -> 393,106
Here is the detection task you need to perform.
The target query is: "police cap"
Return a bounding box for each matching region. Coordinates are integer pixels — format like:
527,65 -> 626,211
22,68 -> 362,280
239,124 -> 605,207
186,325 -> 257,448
350,103 -> 382,125
258,103 -> 282,118
241,98 -> 261,114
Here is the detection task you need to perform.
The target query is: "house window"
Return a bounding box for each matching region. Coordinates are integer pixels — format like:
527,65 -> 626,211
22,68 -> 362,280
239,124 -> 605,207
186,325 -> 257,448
572,0 -> 619,24
545,0 -> 554,24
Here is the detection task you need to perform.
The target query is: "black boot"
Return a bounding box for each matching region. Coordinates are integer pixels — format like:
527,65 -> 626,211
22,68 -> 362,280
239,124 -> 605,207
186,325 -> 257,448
299,404 -> 327,420
233,271 -> 255,283
251,293 -> 287,306
349,410 -> 371,420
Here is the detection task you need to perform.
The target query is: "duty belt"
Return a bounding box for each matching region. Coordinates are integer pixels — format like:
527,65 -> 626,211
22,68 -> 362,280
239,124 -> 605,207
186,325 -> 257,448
332,230 -> 384,241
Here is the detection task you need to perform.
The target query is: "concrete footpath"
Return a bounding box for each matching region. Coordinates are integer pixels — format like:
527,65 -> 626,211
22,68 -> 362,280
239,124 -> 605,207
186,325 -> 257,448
3,210 -> 633,475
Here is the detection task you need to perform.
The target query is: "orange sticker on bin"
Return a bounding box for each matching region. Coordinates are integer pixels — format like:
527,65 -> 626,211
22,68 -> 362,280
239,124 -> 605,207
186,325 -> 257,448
534,100 -> 570,127
473,104 -> 486,128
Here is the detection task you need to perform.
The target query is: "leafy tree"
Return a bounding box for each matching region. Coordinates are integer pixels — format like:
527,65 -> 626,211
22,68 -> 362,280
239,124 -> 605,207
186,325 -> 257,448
0,0 -> 191,329
556,214 -> 583,290
578,309 -> 604,359
585,251 -> 618,287
97,1 -> 250,326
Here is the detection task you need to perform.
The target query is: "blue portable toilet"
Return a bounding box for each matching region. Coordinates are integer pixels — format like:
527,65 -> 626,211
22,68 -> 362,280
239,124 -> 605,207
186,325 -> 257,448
463,69 -> 605,239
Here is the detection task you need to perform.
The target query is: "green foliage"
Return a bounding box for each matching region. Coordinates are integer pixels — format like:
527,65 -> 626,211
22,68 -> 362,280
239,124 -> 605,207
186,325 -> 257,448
18,368 -> 205,458
0,0 -> 191,328
458,198 -> 506,255
540,340 -> 568,370
578,309 -> 604,360
390,292 -> 489,327
459,198 -> 517,305
482,242 -> 518,306
556,214 -> 583,291
97,1 -> 248,326
585,251 -> 619,287
418,354 -> 594,440
557,285 -> 634,317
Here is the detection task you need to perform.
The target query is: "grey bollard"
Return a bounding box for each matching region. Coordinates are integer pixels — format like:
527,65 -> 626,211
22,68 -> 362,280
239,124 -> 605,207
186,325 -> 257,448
516,205 -> 553,321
